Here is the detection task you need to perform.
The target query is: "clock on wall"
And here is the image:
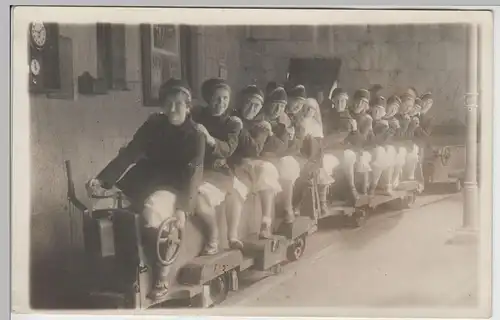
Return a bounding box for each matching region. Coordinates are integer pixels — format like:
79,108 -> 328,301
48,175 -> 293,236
28,22 -> 60,93
30,22 -> 47,49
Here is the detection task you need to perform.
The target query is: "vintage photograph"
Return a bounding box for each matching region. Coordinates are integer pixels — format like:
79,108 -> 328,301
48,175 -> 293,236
12,7 -> 492,318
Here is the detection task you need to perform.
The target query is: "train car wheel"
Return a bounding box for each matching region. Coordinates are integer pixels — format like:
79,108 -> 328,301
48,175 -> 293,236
209,274 -> 230,305
347,208 -> 367,228
287,235 -> 306,262
400,192 -> 416,209
270,264 -> 284,275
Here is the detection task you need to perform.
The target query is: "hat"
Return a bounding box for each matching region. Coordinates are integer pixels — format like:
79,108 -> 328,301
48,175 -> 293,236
286,84 -> 307,100
387,95 -> 402,106
159,78 -> 192,103
353,89 -> 370,101
201,78 -> 231,103
241,85 -> 264,103
401,87 -> 418,100
370,96 -> 386,108
331,88 -> 348,100
267,86 -> 288,104
420,92 -> 433,101
369,84 -> 383,95
265,81 -> 279,97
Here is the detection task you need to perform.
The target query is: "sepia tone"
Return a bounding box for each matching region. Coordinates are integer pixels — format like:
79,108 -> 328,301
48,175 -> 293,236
22,14 -> 489,316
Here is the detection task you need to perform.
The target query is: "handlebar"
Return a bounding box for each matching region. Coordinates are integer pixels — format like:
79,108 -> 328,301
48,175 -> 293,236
65,160 -> 89,214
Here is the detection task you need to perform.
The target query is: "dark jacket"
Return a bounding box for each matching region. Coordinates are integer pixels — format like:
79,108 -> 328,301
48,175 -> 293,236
343,130 -> 370,151
191,107 -> 241,172
260,115 -> 290,158
227,110 -> 270,166
96,113 -> 205,213
369,120 -> 397,147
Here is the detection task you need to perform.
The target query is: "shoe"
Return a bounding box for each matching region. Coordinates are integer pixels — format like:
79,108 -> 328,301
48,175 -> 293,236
381,186 -> 394,196
229,239 -> 244,250
148,280 -> 169,301
201,241 -> 219,255
259,223 -> 273,239
368,185 -> 377,196
283,209 -> 295,224
417,183 -> 424,194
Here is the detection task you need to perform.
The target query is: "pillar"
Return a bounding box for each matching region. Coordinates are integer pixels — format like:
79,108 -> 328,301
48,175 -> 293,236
462,23 -> 479,231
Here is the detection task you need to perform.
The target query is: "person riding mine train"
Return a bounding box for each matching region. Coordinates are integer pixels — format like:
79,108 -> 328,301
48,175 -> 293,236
226,85 -> 283,241
85,78 -> 206,300
319,87 -> 360,205
255,84 -> 301,233
291,97 -> 338,217
190,78 -> 243,253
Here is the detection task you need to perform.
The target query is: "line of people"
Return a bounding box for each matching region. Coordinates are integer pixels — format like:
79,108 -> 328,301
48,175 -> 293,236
86,77 -> 434,299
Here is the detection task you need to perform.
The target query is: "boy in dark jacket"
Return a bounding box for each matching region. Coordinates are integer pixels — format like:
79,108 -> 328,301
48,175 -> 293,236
191,78 -> 243,253
86,78 -> 205,300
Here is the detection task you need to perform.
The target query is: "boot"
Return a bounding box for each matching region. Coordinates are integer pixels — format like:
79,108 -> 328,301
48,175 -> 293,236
148,264 -> 170,301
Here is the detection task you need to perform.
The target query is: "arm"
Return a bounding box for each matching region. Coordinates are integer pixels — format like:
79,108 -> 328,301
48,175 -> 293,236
238,127 -> 269,157
287,125 -> 307,155
261,123 -> 289,156
209,118 -> 242,159
176,131 -> 206,213
96,116 -> 155,188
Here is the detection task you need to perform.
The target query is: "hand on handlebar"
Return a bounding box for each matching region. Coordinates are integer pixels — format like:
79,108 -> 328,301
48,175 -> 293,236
86,178 -> 107,198
86,178 -> 121,198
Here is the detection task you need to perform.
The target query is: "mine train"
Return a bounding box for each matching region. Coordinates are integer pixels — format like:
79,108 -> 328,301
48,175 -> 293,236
64,58 -> 467,309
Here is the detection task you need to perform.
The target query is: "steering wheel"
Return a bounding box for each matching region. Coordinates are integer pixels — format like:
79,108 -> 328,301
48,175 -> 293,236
156,217 -> 183,266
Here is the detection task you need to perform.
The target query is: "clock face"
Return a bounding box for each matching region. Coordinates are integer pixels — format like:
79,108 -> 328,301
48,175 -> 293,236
30,23 -> 47,48
30,59 -> 41,76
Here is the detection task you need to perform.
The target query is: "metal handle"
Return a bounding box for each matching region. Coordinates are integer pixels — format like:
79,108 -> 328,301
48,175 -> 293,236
64,160 -> 88,214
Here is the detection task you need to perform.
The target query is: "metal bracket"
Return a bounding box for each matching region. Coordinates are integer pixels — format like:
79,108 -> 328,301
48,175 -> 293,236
464,92 -> 479,109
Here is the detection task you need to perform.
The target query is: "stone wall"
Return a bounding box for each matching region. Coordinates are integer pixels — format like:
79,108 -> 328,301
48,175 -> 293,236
236,24 -> 467,124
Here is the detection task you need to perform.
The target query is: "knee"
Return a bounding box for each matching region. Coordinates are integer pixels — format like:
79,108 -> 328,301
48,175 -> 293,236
385,145 -> 396,157
370,146 -> 388,169
276,156 -> 301,182
198,182 -> 226,212
255,161 -> 282,194
343,149 -> 357,166
396,147 -> 408,166
373,146 -> 386,159
322,154 -> 340,176
356,151 -> 372,173
231,176 -> 250,201
143,190 -> 177,228
385,146 -> 397,166
258,161 -> 280,180
406,152 -> 419,164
